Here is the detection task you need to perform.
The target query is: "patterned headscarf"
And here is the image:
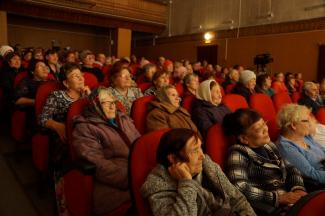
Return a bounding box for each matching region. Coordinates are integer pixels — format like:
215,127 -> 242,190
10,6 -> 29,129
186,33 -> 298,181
86,87 -> 116,121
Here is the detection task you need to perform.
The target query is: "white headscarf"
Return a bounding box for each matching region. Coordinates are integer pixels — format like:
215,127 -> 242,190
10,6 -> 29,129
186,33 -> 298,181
196,79 -> 217,104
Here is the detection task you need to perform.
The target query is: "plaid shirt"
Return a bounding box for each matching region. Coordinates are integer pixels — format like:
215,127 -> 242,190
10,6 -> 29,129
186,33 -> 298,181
226,142 -> 305,208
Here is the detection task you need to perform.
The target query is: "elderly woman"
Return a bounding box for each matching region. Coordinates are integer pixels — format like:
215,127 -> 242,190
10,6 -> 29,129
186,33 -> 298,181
79,50 -> 104,82
146,85 -> 199,135
192,79 -> 231,139
108,62 -> 143,115
183,73 -> 199,97
222,69 -> 239,90
224,108 -> 307,213
272,72 -> 288,94
45,49 -> 60,81
277,104 -> 325,185
39,63 -> 90,143
298,81 -> 324,114
232,70 -> 256,102
144,70 -> 170,96
141,128 -> 256,216
285,74 -> 296,96
73,88 -> 140,215
255,74 -> 275,97
15,59 -> 50,107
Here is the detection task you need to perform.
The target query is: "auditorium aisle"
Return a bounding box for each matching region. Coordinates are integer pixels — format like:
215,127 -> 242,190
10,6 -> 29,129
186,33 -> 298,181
0,123 -> 54,216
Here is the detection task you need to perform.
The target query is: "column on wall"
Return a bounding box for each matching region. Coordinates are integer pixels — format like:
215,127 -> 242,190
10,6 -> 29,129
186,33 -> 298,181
0,11 -> 8,45
117,28 -> 132,58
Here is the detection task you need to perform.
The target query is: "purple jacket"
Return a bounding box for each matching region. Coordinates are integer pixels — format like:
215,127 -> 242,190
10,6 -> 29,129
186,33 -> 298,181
72,111 -> 140,214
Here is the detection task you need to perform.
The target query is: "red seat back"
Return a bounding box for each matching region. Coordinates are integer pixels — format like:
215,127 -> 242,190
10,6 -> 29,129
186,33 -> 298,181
205,124 -> 228,170
273,92 -> 292,112
175,83 -> 184,97
35,82 -> 61,117
130,95 -> 155,135
182,95 -> 195,113
66,98 -> 89,160
292,92 -> 302,103
250,93 -> 278,141
130,129 -> 169,216
138,82 -> 152,93
226,83 -> 236,94
316,108 -> 325,125
13,71 -> 28,88
83,72 -> 99,89
222,94 -> 248,112
287,190 -> 325,216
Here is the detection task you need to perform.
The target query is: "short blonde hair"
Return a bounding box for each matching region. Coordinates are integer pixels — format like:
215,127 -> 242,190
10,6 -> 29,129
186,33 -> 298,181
277,104 -> 311,131
98,88 -> 115,103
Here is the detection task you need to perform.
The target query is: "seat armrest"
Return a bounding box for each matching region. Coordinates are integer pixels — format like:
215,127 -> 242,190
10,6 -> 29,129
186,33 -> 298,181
62,159 -> 96,176
251,202 -> 277,216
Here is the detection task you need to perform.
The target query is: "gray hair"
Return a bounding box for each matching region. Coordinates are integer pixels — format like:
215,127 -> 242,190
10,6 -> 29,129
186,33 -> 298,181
277,104 -> 311,132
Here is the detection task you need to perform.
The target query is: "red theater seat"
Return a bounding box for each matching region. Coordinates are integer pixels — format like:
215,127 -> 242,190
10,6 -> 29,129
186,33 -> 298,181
32,82 -> 61,172
273,92 -> 292,112
130,95 -> 155,135
316,108 -> 325,125
83,72 -> 99,89
291,92 -> 302,103
130,129 -> 169,216
250,93 -> 278,141
205,124 -> 228,170
222,94 -> 248,112
182,94 -> 195,113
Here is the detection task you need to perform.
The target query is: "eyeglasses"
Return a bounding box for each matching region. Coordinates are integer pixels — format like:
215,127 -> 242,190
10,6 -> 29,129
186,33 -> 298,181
101,100 -> 116,108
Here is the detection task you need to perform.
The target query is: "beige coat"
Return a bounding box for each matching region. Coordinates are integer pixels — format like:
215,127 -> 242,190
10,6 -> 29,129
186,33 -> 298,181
146,100 -> 200,135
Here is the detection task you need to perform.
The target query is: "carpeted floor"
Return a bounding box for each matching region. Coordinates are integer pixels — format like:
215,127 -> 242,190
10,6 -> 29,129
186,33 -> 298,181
0,125 -> 55,216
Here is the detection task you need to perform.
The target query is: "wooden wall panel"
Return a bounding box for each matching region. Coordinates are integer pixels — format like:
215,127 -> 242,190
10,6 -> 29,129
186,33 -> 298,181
134,30 -> 325,82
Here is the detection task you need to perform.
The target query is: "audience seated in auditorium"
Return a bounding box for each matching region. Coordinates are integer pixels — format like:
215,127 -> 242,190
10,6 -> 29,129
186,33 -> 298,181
222,69 -> 239,90
146,85 -> 199,135
45,49 -> 60,81
272,72 -> 288,94
233,64 -> 244,74
255,74 -> 275,97
141,128 -> 256,216
173,63 -> 187,84
39,63 -> 90,144
73,88 -> 140,215
224,108 -> 307,214
192,80 -> 231,139
298,81 -> 324,114
142,63 -> 157,83
94,53 -> 106,68
108,61 -> 143,115
277,104 -> 325,186
295,72 -> 304,92
157,56 -> 165,70
21,48 -> 33,69
319,77 -> 325,104
33,47 -> 44,61
15,59 -> 49,106
309,114 -> 325,147
63,50 -> 76,64
144,70 -> 170,96
232,70 -> 256,102
79,50 -> 104,82
183,73 -> 199,97
192,61 -> 202,76
285,73 -> 297,96
0,51 -> 24,121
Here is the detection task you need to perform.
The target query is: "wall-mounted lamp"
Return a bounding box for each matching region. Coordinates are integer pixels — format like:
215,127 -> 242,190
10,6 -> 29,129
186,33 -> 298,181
204,32 -> 215,43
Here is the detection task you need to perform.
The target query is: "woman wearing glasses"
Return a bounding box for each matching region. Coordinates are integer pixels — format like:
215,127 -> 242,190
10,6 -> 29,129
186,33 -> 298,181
108,61 -> 143,115
223,108 -> 306,214
146,84 -> 200,136
277,104 -> 325,185
72,87 -> 140,215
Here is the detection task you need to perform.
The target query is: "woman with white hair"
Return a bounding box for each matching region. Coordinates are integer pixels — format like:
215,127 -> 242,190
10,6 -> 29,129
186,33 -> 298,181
298,81 -> 324,114
191,79 -> 231,139
277,104 -> 325,185
232,70 -> 256,102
